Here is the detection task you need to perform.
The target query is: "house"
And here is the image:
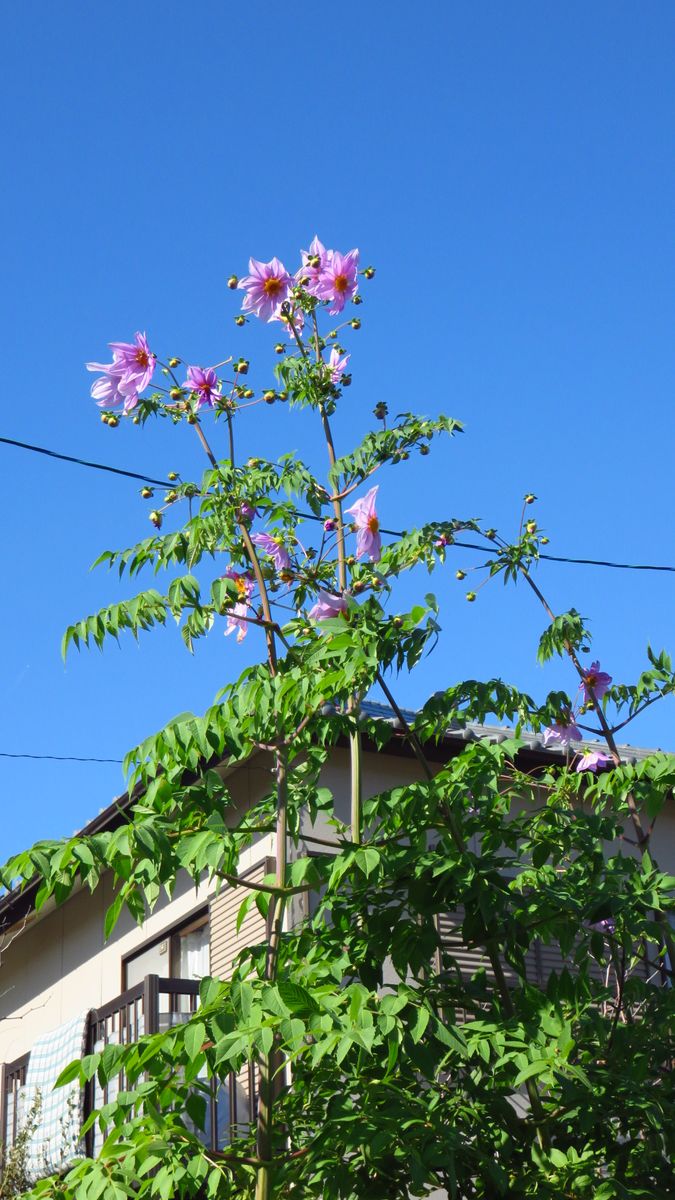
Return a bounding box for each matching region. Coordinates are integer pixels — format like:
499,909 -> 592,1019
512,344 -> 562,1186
0,706 -> 671,1180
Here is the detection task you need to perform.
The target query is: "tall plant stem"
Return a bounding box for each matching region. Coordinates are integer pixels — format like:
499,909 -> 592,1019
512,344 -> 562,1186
192,417 -> 285,1200
311,312 -> 362,843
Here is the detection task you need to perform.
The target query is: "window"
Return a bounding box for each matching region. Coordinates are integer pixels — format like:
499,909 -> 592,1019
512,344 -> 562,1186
123,910 -> 209,990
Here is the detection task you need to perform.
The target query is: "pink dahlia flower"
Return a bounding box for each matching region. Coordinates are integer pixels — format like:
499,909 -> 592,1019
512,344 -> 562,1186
299,235 -> 331,295
238,257 -> 292,322
86,331 -> 156,413
575,750 -> 611,773
307,591 -> 348,621
223,570 -> 254,643
251,532 -> 291,573
184,365 -> 221,409
316,248 -> 359,315
580,661 -> 612,703
328,347 -> 350,383
542,721 -> 582,748
345,485 -> 381,562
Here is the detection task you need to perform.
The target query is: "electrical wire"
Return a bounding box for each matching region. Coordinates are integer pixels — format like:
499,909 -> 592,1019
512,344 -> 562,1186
0,752 -> 123,763
2,434 -> 675,574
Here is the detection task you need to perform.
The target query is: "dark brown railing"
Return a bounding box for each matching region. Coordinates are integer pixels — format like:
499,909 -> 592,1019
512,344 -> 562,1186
2,976 -> 256,1162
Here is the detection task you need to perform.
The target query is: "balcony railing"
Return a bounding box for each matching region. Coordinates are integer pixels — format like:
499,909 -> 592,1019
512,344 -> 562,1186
2,975 -> 257,1165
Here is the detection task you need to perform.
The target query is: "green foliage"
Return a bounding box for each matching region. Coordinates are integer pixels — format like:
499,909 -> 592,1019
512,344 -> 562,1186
6,253 -> 675,1200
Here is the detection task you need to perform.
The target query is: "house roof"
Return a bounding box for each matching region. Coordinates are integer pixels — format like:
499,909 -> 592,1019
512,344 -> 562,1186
0,703 -> 667,930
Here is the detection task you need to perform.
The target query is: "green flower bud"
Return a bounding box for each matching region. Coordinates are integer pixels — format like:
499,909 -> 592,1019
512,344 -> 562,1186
236,359 -> 249,375
352,293 -> 363,305
170,387 -> 183,400
420,444 -> 429,455
525,492 -> 536,504
243,388 -> 254,399
227,275 -> 238,289
141,487 -> 153,499
350,318 -> 361,330
263,390 -> 276,404
486,528 -> 496,540
526,521 -> 537,535
363,266 -> 375,280
274,343 -> 285,355
466,591 -> 476,602
149,510 -> 162,528
455,570 -> 466,580
168,357 -> 181,368
166,490 -> 178,503
235,315 -> 245,327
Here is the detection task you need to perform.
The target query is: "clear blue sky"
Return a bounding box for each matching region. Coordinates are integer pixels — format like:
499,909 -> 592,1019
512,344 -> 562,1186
1,2 -> 674,859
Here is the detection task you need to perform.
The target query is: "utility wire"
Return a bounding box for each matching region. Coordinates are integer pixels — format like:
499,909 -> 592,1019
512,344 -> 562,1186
2,434 -> 675,574
0,751 -> 123,763
0,435 -> 167,488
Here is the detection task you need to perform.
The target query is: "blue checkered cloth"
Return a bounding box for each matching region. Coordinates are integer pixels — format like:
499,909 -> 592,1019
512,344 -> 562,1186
20,1011 -> 89,1182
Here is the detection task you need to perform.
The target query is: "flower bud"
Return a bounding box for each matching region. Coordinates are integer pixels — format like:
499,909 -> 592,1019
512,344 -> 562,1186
373,402 -> 388,420
100,413 -> 109,424
247,457 -> 260,468
420,444 -> 430,455
350,318 -> 361,330
486,528 -> 496,540
323,518 -> 336,532
166,490 -> 178,503
236,359 -> 249,375
346,555 -> 356,567
455,569 -> 466,580
168,357 -> 181,368
161,367 -> 170,377
400,450 -> 409,460
524,493 -> 536,504
274,343 -> 285,355
170,387 -> 183,400
234,315 -> 245,327
308,254 -> 321,269
352,293 -> 363,305
243,388 -> 254,399
187,413 -> 197,424
393,616 -> 403,628
263,390 -> 276,404
364,266 -> 376,280
141,487 -> 153,499
466,591 -> 476,602
540,536 -> 550,545
227,275 -> 238,289
352,580 -> 365,594
526,521 -> 537,535
132,415 -> 140,424
149,510 -> 162,528
108,415 -> 119,427
342,374 -> 352,387
278,391 -> 288,401
167,471 -> 178,482
328,330 -> 337,340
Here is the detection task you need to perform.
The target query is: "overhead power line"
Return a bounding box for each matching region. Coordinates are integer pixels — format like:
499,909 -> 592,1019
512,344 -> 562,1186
0,436 -> 167,487
0,751 -> 123,764
1,434 -> 674,575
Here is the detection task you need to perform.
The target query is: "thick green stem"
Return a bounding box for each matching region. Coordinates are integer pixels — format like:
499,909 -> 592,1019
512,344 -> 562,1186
192,418 -> 284,1200
255,750 -> 288,1200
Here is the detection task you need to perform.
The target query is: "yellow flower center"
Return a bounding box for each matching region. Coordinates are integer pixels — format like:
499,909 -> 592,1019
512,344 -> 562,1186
368,516 -> 379,534
334,273 -> 349,293
136,348 -> 150,367
264,277 -> 283,297
235,578 -> 248,600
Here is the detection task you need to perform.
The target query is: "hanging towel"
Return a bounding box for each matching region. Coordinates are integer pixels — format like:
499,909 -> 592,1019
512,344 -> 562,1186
20,1010 -> 89,1182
